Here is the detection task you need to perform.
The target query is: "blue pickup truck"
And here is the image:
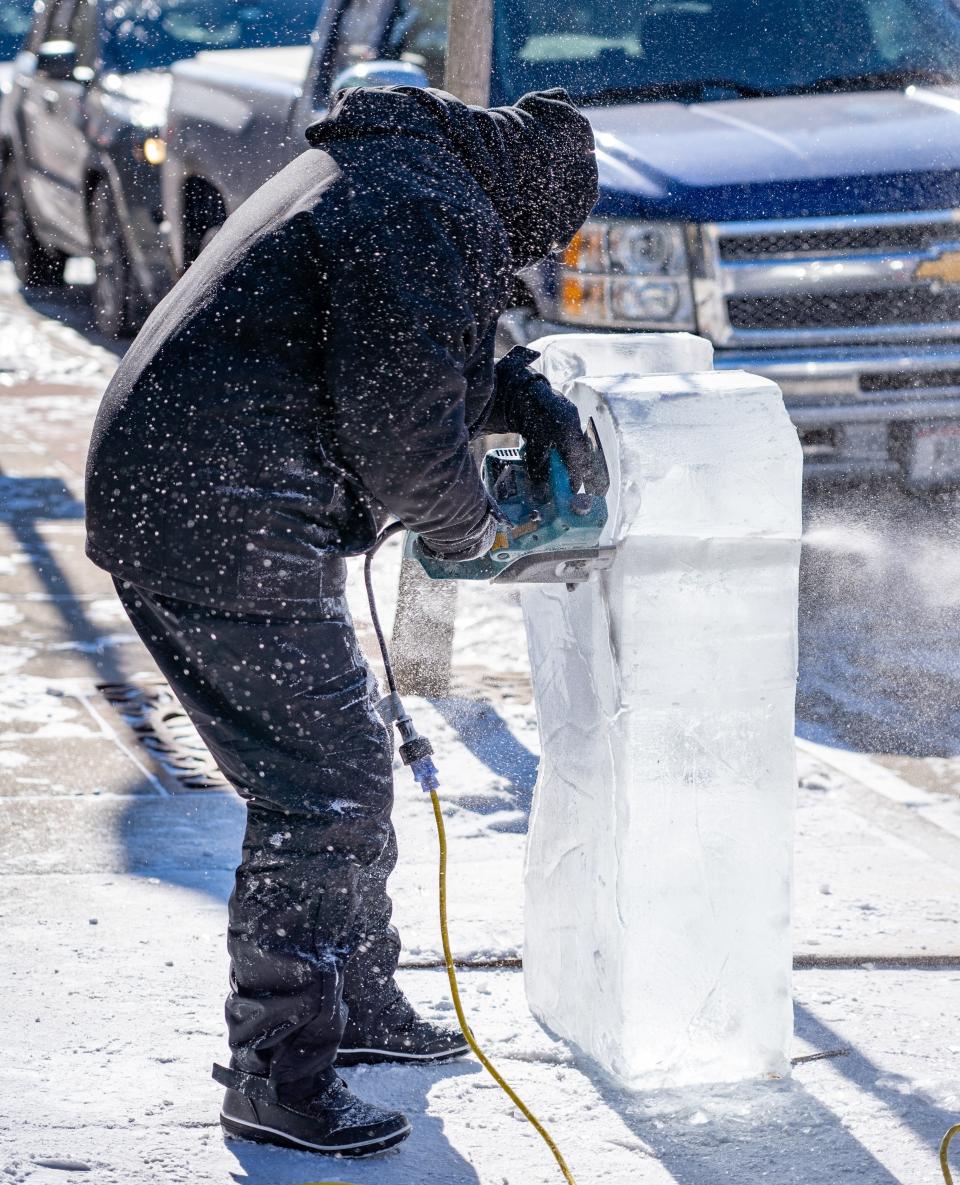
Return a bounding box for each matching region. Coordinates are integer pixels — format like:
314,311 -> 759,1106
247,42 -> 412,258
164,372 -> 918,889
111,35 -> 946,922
164,0 -> 960,485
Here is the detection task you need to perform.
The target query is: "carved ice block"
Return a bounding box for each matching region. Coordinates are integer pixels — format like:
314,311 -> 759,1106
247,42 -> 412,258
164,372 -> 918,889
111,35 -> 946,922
521,333 -> 803,1088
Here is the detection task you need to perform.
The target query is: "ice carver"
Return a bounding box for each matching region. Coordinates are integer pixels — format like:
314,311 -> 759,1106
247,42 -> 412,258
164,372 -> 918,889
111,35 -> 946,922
84,85 -> 598,1155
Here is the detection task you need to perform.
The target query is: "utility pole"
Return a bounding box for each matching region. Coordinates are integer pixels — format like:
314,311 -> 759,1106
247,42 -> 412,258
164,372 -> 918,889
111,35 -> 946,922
390,0 -> 495,697
444,0 -> 494,106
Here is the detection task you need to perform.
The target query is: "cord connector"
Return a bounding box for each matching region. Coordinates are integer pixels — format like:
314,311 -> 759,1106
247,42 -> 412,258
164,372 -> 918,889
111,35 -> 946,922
398,726 -> 439,793
377,693 -> 440,793
407,753 -> 440,794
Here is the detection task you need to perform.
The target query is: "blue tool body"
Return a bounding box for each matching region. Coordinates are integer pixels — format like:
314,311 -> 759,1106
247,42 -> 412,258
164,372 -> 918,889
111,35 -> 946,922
410,445 -> 614,585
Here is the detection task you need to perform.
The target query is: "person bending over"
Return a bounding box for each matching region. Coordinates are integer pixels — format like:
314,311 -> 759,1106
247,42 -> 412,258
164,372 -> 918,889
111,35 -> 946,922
85,84 -> 598,1157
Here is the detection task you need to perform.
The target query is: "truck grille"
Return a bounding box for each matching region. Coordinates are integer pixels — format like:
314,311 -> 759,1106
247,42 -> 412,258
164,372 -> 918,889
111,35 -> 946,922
858,367 -> 960,393
699,211 -> 960,346
727,288 -> 960,331
717,221 -> 960,262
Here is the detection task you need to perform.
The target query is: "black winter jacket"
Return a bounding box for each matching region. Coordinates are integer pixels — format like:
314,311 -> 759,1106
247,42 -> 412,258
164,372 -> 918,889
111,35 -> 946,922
85,86 -> 597,614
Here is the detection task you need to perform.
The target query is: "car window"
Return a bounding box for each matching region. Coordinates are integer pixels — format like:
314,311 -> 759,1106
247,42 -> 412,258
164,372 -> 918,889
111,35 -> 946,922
494,0 -> 960,104
329,0 -> 393,80
101,0 -> 320,74
383,0 -> 448,86
0,0 -> 36,58
328,0 -> 448,86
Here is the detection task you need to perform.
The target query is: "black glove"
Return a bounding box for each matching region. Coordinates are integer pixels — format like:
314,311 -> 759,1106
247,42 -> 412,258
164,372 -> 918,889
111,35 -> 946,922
419,506 -> 500,563
493,347 -> 602,492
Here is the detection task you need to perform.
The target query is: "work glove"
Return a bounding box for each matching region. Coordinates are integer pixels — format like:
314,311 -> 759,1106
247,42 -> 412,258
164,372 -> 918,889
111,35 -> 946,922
493,346 -> 603,492
418,505 -> 500,563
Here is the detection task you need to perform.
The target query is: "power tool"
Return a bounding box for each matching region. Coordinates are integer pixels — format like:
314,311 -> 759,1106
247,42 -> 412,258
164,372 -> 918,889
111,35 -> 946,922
409,427 -> 615,585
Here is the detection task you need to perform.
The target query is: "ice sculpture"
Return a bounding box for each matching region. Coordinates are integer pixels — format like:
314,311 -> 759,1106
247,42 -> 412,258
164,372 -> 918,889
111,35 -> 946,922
521,332 -> 803,1089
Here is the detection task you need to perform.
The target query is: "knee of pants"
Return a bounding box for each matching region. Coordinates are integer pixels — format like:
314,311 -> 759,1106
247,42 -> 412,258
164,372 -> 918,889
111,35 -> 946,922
242,793 -> 395,874
229,697 -> 395,821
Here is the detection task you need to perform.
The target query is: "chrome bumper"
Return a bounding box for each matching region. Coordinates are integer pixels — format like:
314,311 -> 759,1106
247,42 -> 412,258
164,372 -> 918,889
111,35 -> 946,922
716,342 -> 960,421
718,342 -> 960,481
500,312 -> 960,482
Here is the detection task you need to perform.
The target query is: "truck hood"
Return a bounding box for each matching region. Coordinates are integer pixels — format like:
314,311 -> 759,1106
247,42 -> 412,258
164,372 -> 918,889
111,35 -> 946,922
99,68 -> 172,128
588,87 -> 960,221
187,45 -> 311,84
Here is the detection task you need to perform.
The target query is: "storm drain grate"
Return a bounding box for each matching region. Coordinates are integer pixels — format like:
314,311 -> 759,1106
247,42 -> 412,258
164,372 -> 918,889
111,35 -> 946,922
97,679 -> 229,791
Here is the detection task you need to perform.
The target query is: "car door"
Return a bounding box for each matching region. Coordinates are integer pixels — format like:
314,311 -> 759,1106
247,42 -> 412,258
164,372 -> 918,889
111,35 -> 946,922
297,0 -> 450,140
19,0 -> 92,250
293,0 -> 394,138
381,0 -> 449,86
17,0 -> 67,225
323,0 -> 449,88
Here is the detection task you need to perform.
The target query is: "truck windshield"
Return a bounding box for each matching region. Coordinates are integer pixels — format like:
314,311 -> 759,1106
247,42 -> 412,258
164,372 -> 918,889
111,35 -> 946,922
102,0 -> 319,73
0,0 -> 33,60
493,0 -> 960,103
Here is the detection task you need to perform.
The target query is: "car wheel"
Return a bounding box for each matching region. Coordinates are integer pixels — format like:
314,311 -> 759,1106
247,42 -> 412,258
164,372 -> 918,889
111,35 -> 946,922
88,178 -> 142,339
0,156 -> 66,287
183,178 -> 226,267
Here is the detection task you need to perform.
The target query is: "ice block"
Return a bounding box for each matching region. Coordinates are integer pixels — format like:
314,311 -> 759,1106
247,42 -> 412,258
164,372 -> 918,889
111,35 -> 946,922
521,333 -> 803,1089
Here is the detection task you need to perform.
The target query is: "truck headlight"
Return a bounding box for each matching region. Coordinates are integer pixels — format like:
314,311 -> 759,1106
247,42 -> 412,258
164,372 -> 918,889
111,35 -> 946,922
558,219 -> 694,329
142,136 -> 167,165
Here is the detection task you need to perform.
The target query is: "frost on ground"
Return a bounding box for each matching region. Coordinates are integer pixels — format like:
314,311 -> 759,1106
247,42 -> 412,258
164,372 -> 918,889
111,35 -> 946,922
2,665 -> 959,1184
0,256 -> 118,390
2,886 -> 958,1185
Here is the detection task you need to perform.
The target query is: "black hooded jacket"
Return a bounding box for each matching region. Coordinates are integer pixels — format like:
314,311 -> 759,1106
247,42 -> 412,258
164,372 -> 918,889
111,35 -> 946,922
84,87 -> 598,614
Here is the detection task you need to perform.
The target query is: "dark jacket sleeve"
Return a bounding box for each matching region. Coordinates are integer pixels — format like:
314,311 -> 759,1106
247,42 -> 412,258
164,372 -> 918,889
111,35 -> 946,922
323,206 -> 496,552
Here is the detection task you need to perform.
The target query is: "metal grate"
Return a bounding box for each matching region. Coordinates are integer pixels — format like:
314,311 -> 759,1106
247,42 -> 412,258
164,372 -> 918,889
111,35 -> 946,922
97,680 -> 229,791
859,368 -> 960,393
717,221 -> 960,261
727,287 -> 960,331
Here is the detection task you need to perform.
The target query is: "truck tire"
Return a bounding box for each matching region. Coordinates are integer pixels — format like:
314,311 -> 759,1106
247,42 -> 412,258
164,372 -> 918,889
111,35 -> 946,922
0,156 -> 66,287
88,177 -> 142,339
183,179 -> 226,266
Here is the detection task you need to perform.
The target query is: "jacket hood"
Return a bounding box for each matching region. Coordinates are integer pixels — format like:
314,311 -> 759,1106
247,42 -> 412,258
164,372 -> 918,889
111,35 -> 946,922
306,86 -> 598,269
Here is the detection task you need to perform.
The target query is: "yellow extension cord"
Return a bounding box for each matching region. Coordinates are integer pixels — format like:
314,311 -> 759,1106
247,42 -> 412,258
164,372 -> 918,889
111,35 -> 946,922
343,526 -> 576,1184
943,1125 -> 960,1185
429,788 -> 578,1185
303,789 -> 576,1185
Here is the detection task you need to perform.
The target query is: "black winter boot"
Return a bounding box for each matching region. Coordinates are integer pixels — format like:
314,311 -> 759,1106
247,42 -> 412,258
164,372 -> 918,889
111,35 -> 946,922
337,991 -> 470,1066
214,1065 -> 411,1156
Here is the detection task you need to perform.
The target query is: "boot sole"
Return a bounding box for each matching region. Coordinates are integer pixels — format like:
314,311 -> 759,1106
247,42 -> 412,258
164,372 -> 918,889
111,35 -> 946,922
336,1041 -> 470,1067
220,1113 -> 412,1156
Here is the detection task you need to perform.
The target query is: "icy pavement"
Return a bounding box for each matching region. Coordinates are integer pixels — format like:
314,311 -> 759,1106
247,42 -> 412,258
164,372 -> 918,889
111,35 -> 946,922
5,889 -> 960,1185
1,259 -> 960,1183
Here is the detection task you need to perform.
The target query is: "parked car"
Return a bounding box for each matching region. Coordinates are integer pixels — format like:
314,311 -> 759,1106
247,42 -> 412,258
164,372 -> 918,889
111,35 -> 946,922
164,0 -> 960,487
0,0 -> 319,335
0,0 -> 34,94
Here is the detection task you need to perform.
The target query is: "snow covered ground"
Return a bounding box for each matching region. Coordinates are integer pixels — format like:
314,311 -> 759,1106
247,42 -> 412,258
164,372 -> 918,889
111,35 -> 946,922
2,260 -> 960,1184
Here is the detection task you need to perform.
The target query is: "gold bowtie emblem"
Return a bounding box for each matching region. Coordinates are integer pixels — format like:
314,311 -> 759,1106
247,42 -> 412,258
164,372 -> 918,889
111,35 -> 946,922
915,249 -> 960,284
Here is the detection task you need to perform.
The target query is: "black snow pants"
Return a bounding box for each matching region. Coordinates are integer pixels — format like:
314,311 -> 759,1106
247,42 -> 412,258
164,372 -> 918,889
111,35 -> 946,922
114,563 -> 401,1099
